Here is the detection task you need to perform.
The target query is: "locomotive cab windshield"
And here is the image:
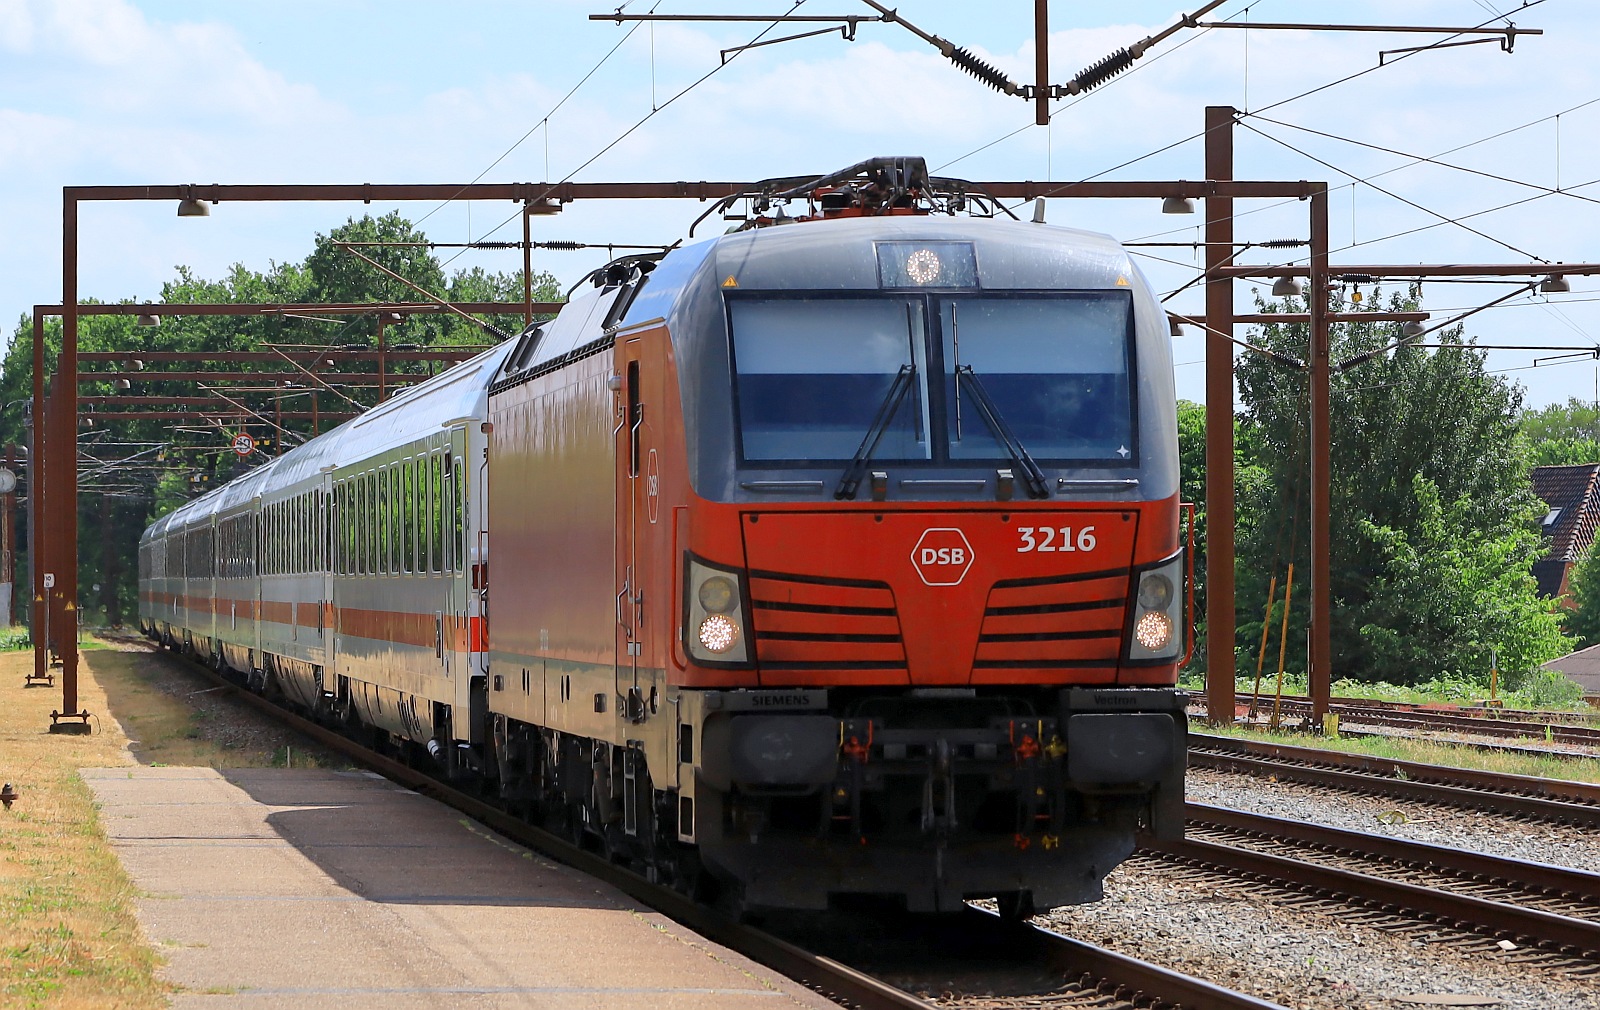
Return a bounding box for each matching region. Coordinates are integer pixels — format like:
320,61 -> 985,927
727,288 -> 1137,480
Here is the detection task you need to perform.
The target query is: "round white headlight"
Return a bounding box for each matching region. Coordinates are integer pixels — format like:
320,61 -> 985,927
1134,610 -> 1173,651
905,248 -> 942,285
697,614 -> 740,654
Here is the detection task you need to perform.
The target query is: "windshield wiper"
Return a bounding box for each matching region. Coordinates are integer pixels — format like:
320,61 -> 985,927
835,364 -> 915,500
955,365 -> 1050,499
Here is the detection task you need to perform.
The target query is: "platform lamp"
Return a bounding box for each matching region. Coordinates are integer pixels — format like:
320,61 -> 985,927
1541,273 -> 1572,294
1271,276 -> 1304,298
1161,193 -> 1195,214
176,187 -> 211,217
135,309 -> 160,327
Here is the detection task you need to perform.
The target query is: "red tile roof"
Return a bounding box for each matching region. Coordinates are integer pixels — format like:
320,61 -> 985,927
1531,464 -> 1600,596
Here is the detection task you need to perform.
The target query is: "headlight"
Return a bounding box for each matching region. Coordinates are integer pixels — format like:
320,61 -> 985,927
685,555 -> 751,665
1134,610 -> 1173,651
1126,551 -> 1184,662
697,614 -> 740,653
698,576 -> 737,614
1137,573 -> 1174,610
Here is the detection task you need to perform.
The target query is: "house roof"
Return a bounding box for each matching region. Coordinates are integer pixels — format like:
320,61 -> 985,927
1530,463 -> 1600,595
1541,641 -> 1600,693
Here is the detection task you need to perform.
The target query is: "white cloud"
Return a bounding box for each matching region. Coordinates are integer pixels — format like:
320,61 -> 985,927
0,0 -> 33,51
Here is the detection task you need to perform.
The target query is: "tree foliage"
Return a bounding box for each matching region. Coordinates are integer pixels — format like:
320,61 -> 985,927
1563,544 -> 1600,648
0,214 -> 562,626
1356,475 -> 1567,685
1521,396 -> 1600,467
1230,285 -> 1568,685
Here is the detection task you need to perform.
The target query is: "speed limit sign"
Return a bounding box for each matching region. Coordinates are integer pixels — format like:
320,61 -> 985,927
232,433 -> 256,457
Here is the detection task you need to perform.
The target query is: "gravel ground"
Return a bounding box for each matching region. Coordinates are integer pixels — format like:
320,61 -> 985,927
1039,858 -> 1600,1010
1031,766 -> 1600,1010
1186,767 -> 1600,874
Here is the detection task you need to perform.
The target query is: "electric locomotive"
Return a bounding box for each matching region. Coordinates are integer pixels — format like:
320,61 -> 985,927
484,158 -> 1188,915
140,157 -> 1188,918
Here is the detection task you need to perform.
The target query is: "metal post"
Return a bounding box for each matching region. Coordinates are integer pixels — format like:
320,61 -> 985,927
27,313 -> 50,688
523,203 -> 534,327
1204,105 -> 1237,725
51,193 -> 88,732
4,444 -> 14,629
1033,0 -> 1050,127
376,313 -> 388,403
1307,185 -> 1333,729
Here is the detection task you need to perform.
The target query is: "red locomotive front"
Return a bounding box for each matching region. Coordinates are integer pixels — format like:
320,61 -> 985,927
487,159 -> 1187,916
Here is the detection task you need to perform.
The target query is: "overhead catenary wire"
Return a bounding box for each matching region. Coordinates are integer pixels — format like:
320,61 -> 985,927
413,1 -> 662,228
1244,121 -> 1548,263
439,2 -> 812,264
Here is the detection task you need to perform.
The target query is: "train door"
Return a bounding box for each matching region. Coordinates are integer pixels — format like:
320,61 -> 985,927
319,478 -> 334,685
615,337 -> 664,725
250,501 -> 263,675
443,427 -> 470,708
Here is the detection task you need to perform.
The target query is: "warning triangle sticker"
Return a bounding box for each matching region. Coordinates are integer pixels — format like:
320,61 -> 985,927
722,275 -> 739,288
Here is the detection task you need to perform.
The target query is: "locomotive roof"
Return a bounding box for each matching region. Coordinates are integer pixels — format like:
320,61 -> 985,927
618,215 -> 1140,335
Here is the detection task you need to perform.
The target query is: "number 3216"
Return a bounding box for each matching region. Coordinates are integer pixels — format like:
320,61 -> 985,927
1017,526 -> 1097,553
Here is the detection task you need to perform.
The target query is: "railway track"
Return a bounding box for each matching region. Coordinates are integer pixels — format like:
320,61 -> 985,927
1139,803 -> 1600,976
1237,693 -> 1600,726
1189,732 -> 1600,827
129,636 -> 1286,1010
1212,697 -> 1600,749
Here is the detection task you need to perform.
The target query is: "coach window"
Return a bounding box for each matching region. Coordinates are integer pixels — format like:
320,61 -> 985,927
419,456 -> 431,574
371,473 -> 382,575
451,454 -> 464,572
352,480 -> 363,575
388,467 -> 402,576
332,486 -> 342,574
339,483 -> 351,575
401,460 -> 414,573
356,473 -> 368,576
432,452 -> 446,573
442,453 -> 454,572
377,469 -> 388,575
367,473 -> 378,575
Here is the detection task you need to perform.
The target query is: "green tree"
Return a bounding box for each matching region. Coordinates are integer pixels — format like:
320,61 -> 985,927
1357,474 -> 1569,685
1233,284 -> 1560,684
1521,397 -> 1600,467
0,214 -> 562,626
1563,544 -> 1600,648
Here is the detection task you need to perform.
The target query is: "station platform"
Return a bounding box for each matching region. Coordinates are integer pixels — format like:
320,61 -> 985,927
83,766 -> 840,1009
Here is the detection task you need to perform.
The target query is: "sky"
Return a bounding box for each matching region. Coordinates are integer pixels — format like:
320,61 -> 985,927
2,0 -> 1597,409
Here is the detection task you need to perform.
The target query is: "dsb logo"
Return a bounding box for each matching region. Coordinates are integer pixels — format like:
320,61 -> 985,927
911,528 -> 975,587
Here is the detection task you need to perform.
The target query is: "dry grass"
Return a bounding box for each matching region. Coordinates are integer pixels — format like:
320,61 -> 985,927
0,638 -> 337,1008
1198,722 -> 1600,784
